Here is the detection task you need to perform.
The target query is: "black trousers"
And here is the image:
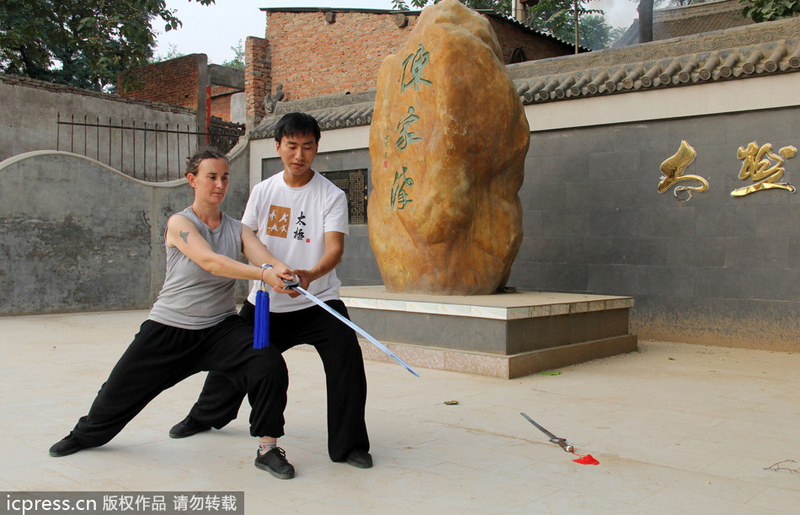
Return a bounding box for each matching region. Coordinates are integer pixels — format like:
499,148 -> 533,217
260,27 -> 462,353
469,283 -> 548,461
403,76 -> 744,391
71,316 -> 288,449
187,299 -> 369,462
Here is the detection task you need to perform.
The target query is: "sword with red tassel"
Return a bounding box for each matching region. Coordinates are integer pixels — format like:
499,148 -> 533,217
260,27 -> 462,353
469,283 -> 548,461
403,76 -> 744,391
520,413 -> 599,465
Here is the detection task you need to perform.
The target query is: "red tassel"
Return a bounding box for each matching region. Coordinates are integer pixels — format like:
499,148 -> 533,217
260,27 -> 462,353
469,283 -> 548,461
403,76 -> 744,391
572,453 -> 599,465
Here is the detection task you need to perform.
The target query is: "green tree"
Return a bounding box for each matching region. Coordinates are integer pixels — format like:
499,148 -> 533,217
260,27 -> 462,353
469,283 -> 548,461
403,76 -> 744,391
150,43 -> 185,64
608,25 -> 629,47
0,0 -> 213,91
222,40 -> 245,70
574,14 -> 614,50
524,0 -> 607,50
392,0 -> 616,50
392,0 -> 512,14
740,0 -> 800,21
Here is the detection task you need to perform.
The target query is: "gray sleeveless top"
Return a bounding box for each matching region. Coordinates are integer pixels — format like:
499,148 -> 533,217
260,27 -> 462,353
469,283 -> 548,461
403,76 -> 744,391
148,207 -> 242,330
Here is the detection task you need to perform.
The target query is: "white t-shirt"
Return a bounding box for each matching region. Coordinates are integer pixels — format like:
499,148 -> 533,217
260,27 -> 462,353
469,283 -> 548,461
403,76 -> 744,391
243,170 -> 349,312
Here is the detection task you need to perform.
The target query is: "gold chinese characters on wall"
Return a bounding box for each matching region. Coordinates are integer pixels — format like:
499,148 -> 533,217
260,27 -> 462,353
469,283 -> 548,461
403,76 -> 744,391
731,142 -> 797,197
658,140 -> 708,201
657,140 -> 797,200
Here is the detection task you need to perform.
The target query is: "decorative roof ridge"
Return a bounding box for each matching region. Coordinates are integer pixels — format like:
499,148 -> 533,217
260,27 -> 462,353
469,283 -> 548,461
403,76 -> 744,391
508,15 -> 800,80
249,98 -> 375,140
513,38 -> 799,105
273,90 -> 376,115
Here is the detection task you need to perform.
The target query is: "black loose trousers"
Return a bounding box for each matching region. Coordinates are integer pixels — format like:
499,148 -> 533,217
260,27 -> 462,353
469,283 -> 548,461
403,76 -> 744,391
187,300 -> 369,462
71,315 -> 288,448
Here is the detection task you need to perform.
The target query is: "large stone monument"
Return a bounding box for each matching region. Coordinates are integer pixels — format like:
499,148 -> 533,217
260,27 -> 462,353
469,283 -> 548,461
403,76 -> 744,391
368,0 -> 529,295
350,0 -> 637,379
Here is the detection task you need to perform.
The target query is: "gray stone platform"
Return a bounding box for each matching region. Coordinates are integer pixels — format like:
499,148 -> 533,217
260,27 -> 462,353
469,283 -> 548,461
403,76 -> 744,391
341,286 -> 638,379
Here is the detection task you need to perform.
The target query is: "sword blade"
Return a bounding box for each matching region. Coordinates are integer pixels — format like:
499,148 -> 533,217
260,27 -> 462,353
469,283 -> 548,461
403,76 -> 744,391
520,412 -> 574,453
520,412 -> 560,441
293,285 -> 420,377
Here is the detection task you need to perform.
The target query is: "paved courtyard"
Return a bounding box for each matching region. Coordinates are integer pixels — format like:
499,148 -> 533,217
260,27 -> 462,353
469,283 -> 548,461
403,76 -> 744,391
2,310 -> 799,513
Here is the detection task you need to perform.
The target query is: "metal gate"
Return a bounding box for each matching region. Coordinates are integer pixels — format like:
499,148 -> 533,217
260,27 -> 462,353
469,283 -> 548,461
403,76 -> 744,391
57,114 -> 244,182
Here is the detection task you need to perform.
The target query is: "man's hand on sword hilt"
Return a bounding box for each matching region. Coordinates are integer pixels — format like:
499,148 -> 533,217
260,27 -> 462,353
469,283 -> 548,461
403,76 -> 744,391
283,278 -> 300,290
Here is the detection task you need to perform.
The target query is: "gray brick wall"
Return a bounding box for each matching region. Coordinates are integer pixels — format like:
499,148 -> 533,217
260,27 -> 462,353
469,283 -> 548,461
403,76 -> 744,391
511,106 -> 800,349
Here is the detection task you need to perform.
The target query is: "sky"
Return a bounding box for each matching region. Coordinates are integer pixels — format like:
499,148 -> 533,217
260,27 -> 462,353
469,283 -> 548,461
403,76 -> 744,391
155,0 -> 640,65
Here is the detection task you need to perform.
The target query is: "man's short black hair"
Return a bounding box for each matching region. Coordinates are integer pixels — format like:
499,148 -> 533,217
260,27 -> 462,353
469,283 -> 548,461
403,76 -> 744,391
274,112 -> 321,144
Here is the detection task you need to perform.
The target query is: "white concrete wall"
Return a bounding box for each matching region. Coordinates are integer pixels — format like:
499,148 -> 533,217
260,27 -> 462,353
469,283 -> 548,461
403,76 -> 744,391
230,92 -> 246,125
0,143 -> 251,315
0,76 -> 198,181
523,72 -> 800,132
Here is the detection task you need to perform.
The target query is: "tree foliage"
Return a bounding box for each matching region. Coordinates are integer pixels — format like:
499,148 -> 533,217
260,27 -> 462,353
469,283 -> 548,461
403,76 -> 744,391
392,0 -> 617,50
608,25 -> 629,47
0,0 -> 213,91
740,0 -> 800,22
392,0 -> 512,14
149,43 -> 185,64
524,0 -> 609,50
572,14 -> 614,50
222,40 -> 245,71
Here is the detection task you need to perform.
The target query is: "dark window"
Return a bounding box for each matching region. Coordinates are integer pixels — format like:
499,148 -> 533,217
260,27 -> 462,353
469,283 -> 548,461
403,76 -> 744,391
510,47 -> 526,64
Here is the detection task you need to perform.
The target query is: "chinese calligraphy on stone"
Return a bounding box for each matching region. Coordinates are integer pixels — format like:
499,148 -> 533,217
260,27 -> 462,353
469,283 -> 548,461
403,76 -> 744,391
391,167 -> 414,209
401,44 -> 432,93
389,46 -> 433,210
396,106 -> 422,150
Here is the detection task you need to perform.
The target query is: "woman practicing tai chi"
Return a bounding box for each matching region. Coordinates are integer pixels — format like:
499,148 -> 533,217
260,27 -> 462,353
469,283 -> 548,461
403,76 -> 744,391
49,149 -> 298,480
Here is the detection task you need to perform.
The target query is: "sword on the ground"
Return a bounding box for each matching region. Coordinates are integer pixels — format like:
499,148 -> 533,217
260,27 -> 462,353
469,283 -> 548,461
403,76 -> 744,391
283,279 -> 420,377
520,412 -> 574,453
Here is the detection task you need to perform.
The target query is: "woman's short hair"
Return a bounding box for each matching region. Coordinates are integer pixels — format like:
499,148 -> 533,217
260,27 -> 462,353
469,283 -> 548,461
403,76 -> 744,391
185,149 -> 228,177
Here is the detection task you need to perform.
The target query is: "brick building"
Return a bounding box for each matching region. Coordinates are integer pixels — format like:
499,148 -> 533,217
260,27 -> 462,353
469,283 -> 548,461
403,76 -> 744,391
119,54 -> 245,126
119,54 -> 203,109
244,8 -> 579,127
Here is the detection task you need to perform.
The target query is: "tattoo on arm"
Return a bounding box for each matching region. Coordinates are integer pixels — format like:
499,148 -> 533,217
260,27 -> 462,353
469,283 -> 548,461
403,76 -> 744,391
180,230 -> 189,244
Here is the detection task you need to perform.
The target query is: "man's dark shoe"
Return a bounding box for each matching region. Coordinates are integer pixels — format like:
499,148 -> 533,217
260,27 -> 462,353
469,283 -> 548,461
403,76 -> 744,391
254,447 -> 295,479
169,416 -> 211,439
49,433 -> 83,457
346,449 -> 373,469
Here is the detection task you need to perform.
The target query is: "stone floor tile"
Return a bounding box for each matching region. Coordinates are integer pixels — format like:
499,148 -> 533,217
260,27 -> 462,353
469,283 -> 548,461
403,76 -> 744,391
1,311 -> 799,513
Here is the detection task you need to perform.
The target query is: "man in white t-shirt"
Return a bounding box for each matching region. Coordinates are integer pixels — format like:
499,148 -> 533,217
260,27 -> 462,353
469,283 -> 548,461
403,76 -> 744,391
169,113 -> 372,469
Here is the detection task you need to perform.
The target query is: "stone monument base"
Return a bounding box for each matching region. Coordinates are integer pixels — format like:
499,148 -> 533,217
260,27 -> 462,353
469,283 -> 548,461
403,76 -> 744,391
341,286 -> 638,379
